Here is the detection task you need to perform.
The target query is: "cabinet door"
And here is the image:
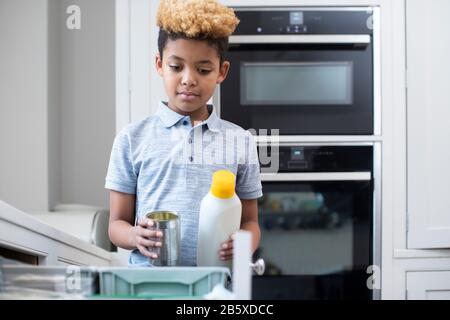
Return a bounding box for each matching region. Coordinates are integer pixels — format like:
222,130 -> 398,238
406,0 -> 450,248
407,271 -> 450,300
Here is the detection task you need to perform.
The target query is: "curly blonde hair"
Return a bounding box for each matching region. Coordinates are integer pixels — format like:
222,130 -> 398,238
156,0 -> 239,39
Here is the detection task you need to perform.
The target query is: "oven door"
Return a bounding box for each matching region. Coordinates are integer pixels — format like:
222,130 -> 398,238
221,35 -> 373,135
253,172 -> 373,300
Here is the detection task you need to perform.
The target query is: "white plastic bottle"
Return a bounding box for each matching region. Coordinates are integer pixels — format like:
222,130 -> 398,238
197,170 -> 242,268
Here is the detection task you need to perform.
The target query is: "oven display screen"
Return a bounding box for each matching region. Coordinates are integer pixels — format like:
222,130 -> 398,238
291,147 -> 304,160
240,62 -> 353,105
290,12 -> 304,25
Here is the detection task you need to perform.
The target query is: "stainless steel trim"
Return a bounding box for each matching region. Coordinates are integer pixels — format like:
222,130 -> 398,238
372,142 -> 382,300
373,7 -> 382,136
229,35 -> 371,45
233,7 -> 374,12
250,258 -> 265,276
261,172 -> 371,182
243,61 -> 352,67
255,136 -> 381,144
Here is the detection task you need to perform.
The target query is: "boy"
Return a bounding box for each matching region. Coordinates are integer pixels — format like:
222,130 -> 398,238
105,0 -> 262,266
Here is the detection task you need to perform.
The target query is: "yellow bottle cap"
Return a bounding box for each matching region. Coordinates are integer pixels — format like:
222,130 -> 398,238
210,170 -> 236,199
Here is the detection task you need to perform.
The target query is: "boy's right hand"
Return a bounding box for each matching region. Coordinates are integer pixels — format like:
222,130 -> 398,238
133,217 -> 163,259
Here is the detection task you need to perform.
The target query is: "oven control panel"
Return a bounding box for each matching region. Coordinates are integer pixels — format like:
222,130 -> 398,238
258,145 -> 373,172
233,9 -> 373,35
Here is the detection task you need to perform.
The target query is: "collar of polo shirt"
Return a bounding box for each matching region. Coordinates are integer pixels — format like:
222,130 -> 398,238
156,101 -> 221,133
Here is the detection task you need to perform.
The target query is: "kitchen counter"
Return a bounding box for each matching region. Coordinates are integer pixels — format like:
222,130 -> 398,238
0,200 -> 112,266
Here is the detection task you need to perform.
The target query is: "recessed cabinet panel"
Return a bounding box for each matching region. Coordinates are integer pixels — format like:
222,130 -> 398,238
407,271 -> 450,300
406,0 -> 450,248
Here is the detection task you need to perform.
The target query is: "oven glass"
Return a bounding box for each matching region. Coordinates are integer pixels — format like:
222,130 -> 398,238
221,43 -> 373,135
241,62 -> 353,105
257,181 -> 372,276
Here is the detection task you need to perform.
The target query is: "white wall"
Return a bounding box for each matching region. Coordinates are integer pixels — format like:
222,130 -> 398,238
0,0 -> 50,212
0,0 -> 116,212
48,0 -> 62,211
58,0 -> 115,208
126,0 -> 164,121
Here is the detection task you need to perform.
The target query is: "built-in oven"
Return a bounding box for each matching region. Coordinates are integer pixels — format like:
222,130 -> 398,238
252,144 -> 381,299
219,7 -> 380,136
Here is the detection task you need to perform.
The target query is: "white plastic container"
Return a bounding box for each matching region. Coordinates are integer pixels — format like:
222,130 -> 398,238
197,170 -> 242,268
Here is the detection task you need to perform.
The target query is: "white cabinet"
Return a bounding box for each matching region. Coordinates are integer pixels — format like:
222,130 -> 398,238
406,0 -> 450,249
407,271 -> 450,300
0,201 -> 112,267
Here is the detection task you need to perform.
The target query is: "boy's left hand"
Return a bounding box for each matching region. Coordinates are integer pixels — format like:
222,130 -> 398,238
219,233 -> 236,261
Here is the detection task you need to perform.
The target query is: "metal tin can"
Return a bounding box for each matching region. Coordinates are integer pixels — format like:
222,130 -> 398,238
145,211 -> 180,266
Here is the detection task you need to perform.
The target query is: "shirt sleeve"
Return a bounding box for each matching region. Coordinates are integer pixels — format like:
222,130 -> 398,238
105,129 -> 137,194
235,131 -> 263,200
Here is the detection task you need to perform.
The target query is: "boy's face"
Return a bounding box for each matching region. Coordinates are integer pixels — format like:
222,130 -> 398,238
156,38 -> 230,115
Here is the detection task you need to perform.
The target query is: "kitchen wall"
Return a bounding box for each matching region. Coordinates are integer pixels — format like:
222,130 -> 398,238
48,0 -> 62,212
58,0 -> 115,208
0,0 -> 115,212
0,0 -> 50,212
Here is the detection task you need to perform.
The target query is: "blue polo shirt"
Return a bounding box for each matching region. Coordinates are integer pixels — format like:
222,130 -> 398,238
105,101 -> 263,266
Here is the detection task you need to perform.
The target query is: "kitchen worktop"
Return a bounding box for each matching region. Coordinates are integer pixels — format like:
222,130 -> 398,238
0,200 -> 112,266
